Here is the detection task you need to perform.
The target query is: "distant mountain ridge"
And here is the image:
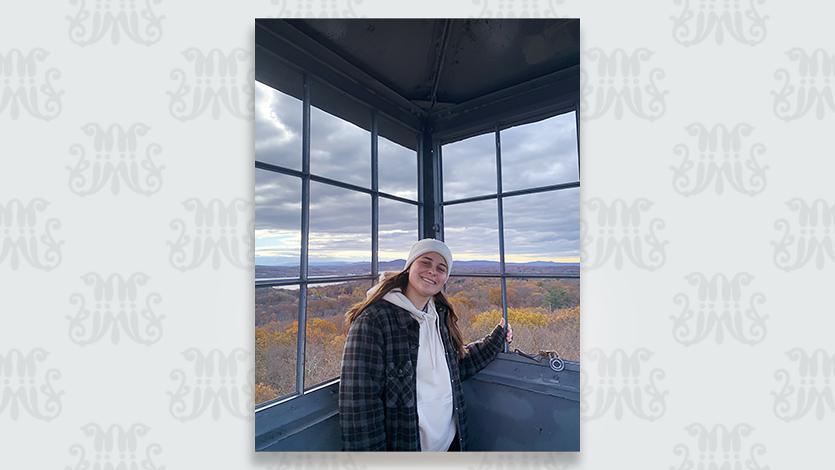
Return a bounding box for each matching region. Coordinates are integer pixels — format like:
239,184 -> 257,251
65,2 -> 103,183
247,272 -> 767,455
256,258 -> 579,278
259,259 -> 579,268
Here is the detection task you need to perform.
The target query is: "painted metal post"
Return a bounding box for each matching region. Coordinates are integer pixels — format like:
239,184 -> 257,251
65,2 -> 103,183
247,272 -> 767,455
495,127 -> 509,353
371,111 -> 379,277
296,74 -> 311,394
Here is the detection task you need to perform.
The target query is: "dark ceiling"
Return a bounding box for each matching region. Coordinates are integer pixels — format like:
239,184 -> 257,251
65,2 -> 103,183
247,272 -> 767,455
283,19 -> 579,112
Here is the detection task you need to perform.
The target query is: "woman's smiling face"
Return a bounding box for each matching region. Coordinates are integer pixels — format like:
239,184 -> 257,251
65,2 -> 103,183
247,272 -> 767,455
407,252 -> 449,298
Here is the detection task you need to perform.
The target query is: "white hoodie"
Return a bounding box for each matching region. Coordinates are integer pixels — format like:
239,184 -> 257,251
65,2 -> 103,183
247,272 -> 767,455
382,289 -> 456,451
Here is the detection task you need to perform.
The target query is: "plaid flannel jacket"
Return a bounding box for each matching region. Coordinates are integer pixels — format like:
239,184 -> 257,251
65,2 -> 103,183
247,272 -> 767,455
339,298 -> 506,451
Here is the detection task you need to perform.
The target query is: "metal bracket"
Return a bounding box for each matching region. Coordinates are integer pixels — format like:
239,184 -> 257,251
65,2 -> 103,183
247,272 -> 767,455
543,350 -> 565,372
513,348 -> 565,372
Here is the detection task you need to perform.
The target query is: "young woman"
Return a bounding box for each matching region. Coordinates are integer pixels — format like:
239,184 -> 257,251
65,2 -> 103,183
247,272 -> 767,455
339,238 -> 513,451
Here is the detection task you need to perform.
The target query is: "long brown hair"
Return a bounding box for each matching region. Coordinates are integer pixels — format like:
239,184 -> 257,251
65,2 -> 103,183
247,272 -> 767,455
344,270 -> 467,359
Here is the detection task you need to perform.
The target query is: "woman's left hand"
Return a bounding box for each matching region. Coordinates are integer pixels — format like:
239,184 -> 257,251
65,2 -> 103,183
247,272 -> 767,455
498,317 -> 513,344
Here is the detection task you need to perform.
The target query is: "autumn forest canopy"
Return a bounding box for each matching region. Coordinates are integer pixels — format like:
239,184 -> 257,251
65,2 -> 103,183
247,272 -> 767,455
255,275 -> 579,405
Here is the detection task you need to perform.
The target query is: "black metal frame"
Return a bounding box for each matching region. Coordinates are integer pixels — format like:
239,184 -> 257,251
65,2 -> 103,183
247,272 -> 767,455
255,161 -> 419,206
255,72 -> 422,411
436,108 -> 581,354
255,19 -> 580,410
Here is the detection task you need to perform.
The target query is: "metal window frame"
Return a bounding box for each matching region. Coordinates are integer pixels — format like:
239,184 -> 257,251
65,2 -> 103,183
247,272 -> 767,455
438,106 -> 581,358
255,74 -> 422,409
255,92 -> 580,410
296,74 -> 311,396
254,22 -> 581,408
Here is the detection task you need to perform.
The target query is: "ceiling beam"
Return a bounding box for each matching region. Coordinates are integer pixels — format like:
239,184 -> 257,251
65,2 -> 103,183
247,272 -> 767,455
256,20 -> 426,130
428,19 -> 452,112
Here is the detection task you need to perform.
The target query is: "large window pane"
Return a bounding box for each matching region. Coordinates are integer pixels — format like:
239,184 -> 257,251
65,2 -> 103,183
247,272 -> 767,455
502,188 -> 580,274
309,182 -> 371,277
379,197 -> 418,270
310,105 -> 371,188
442,132 -> 497,201
304,280 -> 372,389
506,278 -> 579,362
255,285 -> 300,404
443,200 -> 500,274
378,134 -> 418,200
255,81 -> 302,171
446,277 -> 503,344
501,111 -> 578,192
255,169 -> 301,279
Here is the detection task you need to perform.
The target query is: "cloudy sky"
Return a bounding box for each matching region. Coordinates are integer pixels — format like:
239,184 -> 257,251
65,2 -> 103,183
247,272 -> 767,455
254,81 -> 579,268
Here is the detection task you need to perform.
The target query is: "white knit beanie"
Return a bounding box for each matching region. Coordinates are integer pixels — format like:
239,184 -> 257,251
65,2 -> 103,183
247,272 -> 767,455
404,238 -> 453,273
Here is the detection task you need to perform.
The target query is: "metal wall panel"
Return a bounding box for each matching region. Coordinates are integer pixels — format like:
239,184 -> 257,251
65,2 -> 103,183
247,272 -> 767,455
462,353 -> 580,451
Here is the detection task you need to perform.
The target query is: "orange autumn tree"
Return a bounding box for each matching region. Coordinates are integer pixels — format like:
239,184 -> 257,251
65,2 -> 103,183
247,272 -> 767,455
256,277 -> 580,406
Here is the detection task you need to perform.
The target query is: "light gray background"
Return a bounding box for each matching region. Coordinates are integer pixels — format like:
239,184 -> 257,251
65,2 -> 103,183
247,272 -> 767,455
1,1 -> 831,469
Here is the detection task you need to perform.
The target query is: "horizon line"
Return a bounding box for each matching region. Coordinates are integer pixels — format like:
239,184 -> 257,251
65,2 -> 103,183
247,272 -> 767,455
256,258 -> 581,267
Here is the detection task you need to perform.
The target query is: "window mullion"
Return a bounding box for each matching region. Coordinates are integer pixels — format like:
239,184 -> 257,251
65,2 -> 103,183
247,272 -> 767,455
575,101 -> 581,178
495,126 -> 509,353
296,74 -> 311,395
417,133 -> 424,239
371,111 -> 379,278
435,140 -> 443,240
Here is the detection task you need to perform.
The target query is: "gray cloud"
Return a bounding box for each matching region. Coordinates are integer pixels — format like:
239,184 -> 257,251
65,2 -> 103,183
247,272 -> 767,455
442,132 -> 498,201
255,81 -> 578,265
378,135 -> 418,200
502,188 -> 580,259
255,82 -> 302,170
310,182 -> 370,234
501,111 -> 579,191
255,169 -> 301,264
310,106 -> 371,188
443,200 -> 500,262
379,198 -> 419,261
443,187 -> 580,262
255,169 -> 300,231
